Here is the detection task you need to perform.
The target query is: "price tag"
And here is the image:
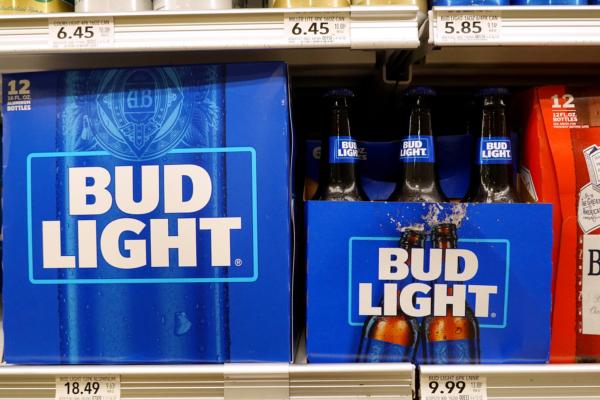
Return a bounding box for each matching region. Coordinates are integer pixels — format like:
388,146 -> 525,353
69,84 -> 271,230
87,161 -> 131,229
56,376 -> 120,400
421,374 -> 487,400
435,11 -> 501,43
284,13 -> 350,46
49,17 -> 114,49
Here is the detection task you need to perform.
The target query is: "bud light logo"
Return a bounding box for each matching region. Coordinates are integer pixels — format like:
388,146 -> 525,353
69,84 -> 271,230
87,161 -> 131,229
26,148 -> 258,284
349,237 -> 509,329
479,138 -> 512,165
329,136 -> 359,164
399,136 -> 435,163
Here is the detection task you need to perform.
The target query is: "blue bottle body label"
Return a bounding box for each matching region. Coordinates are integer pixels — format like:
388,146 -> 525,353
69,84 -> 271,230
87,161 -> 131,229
425,339 -> 478,364
400,136 -> 435,164
329,136 -> 359,164
359,338 -> 412,363
478,137 -> 512,165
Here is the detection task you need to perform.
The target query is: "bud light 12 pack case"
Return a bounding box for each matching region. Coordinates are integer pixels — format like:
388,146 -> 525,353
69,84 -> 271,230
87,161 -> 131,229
2,62 -> 295,364
306,201 -> 553,364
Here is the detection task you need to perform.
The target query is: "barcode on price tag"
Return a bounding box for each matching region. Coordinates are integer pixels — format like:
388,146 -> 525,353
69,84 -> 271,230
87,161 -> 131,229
284,13 -> 350,46
435,11 -> 501,43
56,376 -> 120,400
421,374 -> 487,400
49,17 -> 114,49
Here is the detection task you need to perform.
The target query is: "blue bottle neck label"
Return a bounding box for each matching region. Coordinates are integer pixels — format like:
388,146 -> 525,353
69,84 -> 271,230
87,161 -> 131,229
478,137 -> 512,165
399,136 -> 435,163
359,338 -> 412,363
329,136 -> 359,164
425,339 -> 478,364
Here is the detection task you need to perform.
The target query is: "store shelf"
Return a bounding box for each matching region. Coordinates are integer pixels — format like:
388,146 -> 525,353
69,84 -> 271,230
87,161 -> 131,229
419,364 -> 600,400
430,6 -> 600,47
0,7 -> 419,52
0,363 -> 415,399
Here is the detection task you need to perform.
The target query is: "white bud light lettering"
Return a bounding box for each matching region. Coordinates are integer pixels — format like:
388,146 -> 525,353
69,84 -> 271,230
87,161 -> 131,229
199,217 -> 242,267
150,218 -> 198,268
400,283 -> 431,317
100,218 -> 147,269
479,138 -> 512,165
69,167 -> 112,215
358,247 -> 498,318
329,136 -> 359,164
378,248 -> 410,280
41,164 -> 245,273
399,136 -> 435,163
42,221 -> 76,268
359,283 -> 381,315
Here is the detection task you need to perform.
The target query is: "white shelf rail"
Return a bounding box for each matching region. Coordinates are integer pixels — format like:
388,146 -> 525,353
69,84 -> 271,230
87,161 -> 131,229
419,364 -> 600,400
430,5 -> 600,46
0,7 -> 419,53
0,363 -> 415,399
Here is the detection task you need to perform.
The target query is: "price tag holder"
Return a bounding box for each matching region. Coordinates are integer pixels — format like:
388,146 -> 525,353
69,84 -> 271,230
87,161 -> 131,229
284,13 -> 350,46
56,375 -> 120,400
49,17 -> 114,49
435,10 -> 501,43
421,374 -> 487,400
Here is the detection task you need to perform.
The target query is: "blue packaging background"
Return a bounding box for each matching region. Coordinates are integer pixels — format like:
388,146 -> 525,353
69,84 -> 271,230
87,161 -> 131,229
306,201 -> 553,364
3,63 -> 293,364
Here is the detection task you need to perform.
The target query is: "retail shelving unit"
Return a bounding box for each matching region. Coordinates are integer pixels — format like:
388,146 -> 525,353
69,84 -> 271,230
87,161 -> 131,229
0,363 -> 415,399
1,5 -> 600,400
420,364 -> 600,400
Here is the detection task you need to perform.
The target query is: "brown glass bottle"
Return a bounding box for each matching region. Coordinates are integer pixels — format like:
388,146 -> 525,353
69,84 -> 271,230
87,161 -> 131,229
421,223 -> 480,364
389,86 -> 446,202
357,230 -> 424,362
465,88 -> 519,203
312,89 -> 368,201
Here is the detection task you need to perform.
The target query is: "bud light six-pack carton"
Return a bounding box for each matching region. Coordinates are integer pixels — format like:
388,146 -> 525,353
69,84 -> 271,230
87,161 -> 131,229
306,140 -> 554,364
2,62 -> 295,364
517,87 -> 600,363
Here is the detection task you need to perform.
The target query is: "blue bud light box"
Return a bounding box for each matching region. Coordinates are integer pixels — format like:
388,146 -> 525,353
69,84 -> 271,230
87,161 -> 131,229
306,201 -> 552,364
3,63 -> 295,364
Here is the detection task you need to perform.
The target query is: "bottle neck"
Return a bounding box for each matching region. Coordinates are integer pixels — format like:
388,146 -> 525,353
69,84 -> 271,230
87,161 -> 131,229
394,106 -> 443,201
475,99 -> 514,193
314,103 -> 364,200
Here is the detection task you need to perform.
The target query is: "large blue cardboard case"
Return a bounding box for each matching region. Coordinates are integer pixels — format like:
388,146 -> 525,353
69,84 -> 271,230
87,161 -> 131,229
307,201 -> 553,364
3,63 -> 293,364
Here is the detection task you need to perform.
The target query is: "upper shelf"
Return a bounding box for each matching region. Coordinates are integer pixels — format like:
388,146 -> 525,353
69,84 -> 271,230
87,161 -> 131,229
0,6 -> 420,53
429,5 -> 600,46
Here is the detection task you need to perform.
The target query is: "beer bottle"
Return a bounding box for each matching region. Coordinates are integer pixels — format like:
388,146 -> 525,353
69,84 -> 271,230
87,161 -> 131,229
422,223 -> 480,364
312,89 -> 368,201
466,88 -> 519,203
389,86 -> 446,202
357,229 -> 424,362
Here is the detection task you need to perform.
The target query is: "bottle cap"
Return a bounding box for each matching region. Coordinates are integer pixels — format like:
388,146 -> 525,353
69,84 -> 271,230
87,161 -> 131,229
400,229 -> 425,249
405,86 -> 436,97
323,88 -> 355,98
431,223 -> 457,240
476,87 -> 510,97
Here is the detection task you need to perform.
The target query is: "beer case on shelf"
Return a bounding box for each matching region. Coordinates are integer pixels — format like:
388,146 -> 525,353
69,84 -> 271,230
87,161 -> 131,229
306,201 -> 553,364
517,86 -> 600,363
2,62 -> 295,364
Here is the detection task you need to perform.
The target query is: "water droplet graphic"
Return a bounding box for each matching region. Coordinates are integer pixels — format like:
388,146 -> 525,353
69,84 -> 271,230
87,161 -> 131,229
174,312 -> 192,336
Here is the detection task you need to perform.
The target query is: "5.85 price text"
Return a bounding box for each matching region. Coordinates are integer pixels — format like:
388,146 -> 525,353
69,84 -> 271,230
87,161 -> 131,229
443,20 -> 482,35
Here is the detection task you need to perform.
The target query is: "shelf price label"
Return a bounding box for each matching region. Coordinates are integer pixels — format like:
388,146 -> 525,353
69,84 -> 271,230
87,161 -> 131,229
435,11 -> 501,43
56,375 -> 120,400
284,13 -> 350,46
49,17 -> 114,49
421,374 -> 487,400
